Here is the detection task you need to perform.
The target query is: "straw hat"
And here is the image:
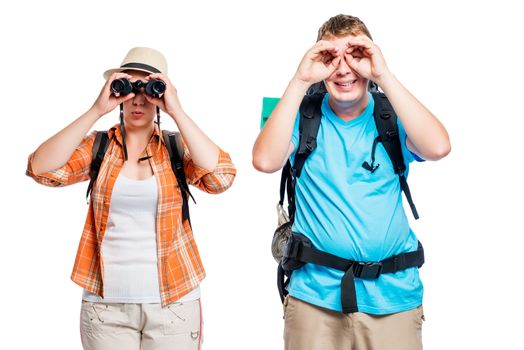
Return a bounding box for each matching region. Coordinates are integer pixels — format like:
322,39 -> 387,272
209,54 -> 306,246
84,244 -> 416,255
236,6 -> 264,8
103,47 -> 168,80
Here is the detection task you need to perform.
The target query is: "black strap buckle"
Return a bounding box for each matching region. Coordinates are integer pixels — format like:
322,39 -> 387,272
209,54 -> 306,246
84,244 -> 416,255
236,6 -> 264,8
353,262 -> 383,279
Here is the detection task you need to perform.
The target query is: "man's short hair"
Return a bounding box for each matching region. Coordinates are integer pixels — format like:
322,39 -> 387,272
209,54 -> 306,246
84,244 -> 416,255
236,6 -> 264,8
317,14 -> 373,41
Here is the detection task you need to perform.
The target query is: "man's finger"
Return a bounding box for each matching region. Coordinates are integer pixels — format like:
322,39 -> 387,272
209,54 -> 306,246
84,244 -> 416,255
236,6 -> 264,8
345,54 -> 360,70
330,56 -> 342,70
311,41 -> 338,55
347,37 -> 373,50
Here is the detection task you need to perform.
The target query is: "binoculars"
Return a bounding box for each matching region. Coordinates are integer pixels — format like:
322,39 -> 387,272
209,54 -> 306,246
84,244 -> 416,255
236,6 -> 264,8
111,78 -> 166,97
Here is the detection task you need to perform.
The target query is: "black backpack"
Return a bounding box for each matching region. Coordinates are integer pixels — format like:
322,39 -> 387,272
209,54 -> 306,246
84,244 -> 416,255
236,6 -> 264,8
272,83 -> 424,311
86,130 -> 194,223
272,83 -> 419,263
285,82 -> 417,217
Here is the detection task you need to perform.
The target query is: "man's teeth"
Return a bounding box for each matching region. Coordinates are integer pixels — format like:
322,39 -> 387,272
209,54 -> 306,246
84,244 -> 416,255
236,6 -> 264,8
336,80 -> 357,86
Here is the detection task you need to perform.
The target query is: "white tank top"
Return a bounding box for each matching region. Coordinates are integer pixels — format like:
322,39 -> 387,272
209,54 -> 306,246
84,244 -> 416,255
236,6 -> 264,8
83,173 -> 200,303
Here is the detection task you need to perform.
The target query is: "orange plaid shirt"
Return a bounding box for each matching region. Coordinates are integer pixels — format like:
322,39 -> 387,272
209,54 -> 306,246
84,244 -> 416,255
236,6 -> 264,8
26,125 -> 236,306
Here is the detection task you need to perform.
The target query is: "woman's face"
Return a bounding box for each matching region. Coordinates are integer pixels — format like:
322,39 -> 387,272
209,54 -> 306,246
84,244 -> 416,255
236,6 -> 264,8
122,70 -> 157,130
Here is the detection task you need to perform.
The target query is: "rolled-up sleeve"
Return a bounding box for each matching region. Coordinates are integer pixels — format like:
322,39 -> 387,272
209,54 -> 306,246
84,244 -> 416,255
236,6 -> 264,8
26,132 -> 96,187
184,147 -> 236,194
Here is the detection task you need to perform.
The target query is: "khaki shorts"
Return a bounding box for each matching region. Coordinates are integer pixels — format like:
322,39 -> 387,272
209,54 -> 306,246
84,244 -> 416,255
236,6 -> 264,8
80,299 -> 203,350
284,296 -> 424,350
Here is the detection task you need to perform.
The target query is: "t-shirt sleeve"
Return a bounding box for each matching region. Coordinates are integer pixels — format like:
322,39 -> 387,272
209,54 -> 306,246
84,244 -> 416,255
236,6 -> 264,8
397,119 -> 425,163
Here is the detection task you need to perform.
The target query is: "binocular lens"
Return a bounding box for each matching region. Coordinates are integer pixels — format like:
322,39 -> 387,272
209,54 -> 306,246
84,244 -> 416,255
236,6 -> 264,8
111,78 -> 132,95
111,80 -> 124,93
148,80 -> 166,95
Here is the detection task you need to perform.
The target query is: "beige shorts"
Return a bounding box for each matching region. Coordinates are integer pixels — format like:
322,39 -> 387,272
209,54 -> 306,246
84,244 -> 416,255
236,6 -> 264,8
284,296 -> 424,350
80,299 -> 203,350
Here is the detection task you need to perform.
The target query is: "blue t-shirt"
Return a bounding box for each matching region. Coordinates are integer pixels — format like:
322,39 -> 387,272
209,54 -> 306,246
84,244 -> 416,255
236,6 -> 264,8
288,93 -> 423,314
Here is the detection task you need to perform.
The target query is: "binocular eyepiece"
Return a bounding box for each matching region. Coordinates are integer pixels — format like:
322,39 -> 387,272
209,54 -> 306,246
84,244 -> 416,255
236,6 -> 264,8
111,78 -> 166,97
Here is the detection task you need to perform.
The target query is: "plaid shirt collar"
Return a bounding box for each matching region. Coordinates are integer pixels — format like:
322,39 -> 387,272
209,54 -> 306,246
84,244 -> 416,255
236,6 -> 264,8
107,123 -> 165,147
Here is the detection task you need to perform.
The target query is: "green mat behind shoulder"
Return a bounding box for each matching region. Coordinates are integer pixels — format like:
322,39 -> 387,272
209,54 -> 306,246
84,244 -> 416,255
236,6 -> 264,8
261,97 -> 281,128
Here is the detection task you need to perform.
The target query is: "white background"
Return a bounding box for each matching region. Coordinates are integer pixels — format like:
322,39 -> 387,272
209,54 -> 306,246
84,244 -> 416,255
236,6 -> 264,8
1,0 -> 523,349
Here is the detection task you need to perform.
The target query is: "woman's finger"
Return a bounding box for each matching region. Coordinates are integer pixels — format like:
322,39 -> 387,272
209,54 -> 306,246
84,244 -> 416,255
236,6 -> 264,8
115,93 -> 135,105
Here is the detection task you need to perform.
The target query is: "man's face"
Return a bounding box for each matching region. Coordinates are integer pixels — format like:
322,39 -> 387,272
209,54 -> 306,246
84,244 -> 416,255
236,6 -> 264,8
122,70 -> 156,129
323,34 -> 369,105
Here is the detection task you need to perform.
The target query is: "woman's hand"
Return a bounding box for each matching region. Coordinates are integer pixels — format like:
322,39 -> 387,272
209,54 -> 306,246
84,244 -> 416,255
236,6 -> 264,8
143,73 -> 182,118
91,72 -> 136,117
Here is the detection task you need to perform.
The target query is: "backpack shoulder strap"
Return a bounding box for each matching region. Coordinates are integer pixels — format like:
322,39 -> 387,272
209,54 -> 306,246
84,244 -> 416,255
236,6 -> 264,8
86,131 -> 109,200
371,91 -> 405,174
163,129 -> 184,160
370,91 -> 419,219
162,130 -> 194,223
279,159 -> 296,222
294,93 -> 324,177
279,92 -> 324,223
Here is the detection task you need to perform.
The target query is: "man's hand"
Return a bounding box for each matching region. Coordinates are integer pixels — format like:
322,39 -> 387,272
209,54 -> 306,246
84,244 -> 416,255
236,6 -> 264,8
294,40 -> 342,86
344,36 -> 390,84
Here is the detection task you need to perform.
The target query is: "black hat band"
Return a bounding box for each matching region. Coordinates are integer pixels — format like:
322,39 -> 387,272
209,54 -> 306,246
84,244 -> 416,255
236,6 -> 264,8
120,62 -> 161,73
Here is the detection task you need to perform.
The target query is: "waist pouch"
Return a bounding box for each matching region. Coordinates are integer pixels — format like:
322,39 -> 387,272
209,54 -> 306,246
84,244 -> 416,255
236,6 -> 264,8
278,233 -> 425,313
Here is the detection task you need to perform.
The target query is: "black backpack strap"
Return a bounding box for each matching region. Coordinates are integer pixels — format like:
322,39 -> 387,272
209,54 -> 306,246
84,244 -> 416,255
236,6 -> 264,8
279,93 -> 324,223
294,93 -> 324,178
162,130 -> 194,224
306,81 -> 327,95
369,91 -> 419,219
279,161 -> 289,207
279,160 -> 297,222
276,94 -> 324,300
86,131 -> 109,200
277,262 -> 289,303
282,233 -> 425,313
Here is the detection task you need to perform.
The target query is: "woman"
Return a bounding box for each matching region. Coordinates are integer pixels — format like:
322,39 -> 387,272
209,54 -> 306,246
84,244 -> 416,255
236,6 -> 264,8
26,47 -> 236,349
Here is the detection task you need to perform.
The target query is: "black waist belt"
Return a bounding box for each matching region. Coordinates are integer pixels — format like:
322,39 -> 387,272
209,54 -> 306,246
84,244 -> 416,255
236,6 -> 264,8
279,233 -> 425,313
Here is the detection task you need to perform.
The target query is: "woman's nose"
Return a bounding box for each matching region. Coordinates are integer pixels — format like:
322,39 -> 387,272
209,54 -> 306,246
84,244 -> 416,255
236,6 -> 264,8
132,91 -> 145,106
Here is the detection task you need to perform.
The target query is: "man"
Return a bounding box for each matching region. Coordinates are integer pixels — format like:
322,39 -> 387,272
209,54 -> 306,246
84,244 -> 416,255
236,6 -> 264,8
253,14 -> 450,350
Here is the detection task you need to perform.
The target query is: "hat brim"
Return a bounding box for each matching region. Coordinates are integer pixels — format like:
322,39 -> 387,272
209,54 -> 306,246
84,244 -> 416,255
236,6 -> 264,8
103,67 -> 159,80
